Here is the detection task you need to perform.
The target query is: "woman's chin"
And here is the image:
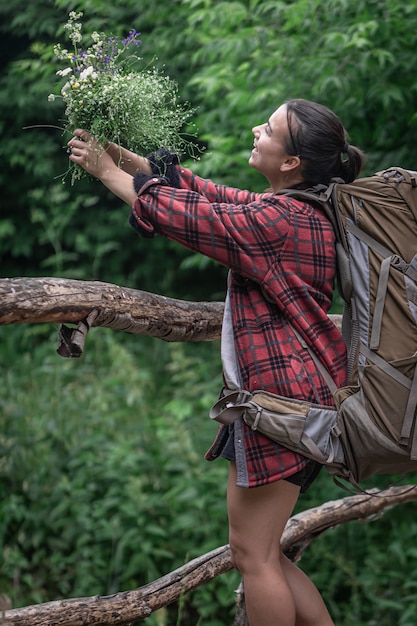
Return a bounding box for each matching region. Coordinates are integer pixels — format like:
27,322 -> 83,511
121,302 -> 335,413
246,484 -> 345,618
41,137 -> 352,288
248,150 -> 258,168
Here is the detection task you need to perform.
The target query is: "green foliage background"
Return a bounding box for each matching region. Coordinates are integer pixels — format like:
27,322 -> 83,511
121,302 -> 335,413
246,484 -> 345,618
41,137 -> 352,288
1,0 -> 417,624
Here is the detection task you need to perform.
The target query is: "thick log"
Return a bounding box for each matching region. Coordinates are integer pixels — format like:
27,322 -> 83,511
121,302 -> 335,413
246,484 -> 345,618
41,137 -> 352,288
2,485 -> 416,626
0,277 -> 341,349
0,277 -> 224,343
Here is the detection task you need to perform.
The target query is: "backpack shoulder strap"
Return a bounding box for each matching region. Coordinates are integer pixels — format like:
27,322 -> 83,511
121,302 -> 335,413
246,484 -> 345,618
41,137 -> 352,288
290,324 -> 339,394
280,182 -> 337,228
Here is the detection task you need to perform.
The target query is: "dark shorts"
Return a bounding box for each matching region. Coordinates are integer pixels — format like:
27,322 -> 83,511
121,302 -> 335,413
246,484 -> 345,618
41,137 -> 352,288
219,424 -> 322,493
284,459 -> 322,493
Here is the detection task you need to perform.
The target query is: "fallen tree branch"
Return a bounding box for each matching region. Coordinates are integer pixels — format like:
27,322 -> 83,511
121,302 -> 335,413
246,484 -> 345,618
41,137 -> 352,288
0,277 -> 224,344
2,485 -> 416,626
0,277 -> 341,354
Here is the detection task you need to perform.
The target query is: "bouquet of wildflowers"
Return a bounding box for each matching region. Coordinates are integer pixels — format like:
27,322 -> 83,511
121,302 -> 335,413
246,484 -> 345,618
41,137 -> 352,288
49,12 -> 196,183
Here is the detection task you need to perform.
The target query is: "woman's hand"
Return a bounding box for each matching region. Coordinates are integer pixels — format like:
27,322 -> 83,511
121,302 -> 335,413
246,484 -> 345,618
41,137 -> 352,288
67,129 -> 138,206
68,130 -> 116,181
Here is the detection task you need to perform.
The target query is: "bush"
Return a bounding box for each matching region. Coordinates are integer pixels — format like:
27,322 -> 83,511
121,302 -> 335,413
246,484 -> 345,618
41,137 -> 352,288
0,325 -> 240,624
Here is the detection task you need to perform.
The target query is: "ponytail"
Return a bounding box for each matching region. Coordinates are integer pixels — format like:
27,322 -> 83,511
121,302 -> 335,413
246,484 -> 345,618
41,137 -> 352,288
341,143 -> 366,183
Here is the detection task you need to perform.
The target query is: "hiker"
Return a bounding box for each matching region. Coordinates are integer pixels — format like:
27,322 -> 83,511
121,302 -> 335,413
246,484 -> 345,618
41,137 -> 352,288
68,98 -> 365,626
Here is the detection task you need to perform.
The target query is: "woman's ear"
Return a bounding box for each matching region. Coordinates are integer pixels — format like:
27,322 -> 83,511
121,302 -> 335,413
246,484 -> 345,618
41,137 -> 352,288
280,155 -> 301,172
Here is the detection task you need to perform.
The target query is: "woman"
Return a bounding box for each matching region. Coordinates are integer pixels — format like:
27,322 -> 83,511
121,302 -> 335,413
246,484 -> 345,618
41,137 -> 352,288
68,99 -> 365,626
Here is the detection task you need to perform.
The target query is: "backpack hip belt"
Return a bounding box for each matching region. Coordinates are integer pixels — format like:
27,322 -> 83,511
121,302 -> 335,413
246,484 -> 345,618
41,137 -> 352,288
209,388 -> 345,468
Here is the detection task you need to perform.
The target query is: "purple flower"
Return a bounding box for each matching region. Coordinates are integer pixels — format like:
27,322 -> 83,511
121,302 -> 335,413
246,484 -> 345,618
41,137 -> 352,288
122,29 -> 141,47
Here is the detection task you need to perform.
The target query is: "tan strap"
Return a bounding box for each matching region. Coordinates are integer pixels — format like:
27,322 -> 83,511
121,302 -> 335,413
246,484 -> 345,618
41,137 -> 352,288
209,389 -> 253,425
370,255 -> 391,350
360,344 -> 413,389
400,366 -> 417,453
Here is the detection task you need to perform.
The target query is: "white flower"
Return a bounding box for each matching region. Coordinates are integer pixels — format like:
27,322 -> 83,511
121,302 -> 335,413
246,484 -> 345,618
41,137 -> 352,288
70,32 -> 82,44
57,67 -> 72,77
79,66 -> 98,81
48,94 -> 56,102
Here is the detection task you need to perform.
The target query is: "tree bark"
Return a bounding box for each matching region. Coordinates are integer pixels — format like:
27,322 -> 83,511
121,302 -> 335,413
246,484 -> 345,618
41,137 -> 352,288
0,277 -> 341,355
0,277 -> 225,347
2,485 -> 416,626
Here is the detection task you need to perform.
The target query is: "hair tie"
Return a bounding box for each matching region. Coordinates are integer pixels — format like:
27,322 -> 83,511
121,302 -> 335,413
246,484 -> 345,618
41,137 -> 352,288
342,141 -> 349,153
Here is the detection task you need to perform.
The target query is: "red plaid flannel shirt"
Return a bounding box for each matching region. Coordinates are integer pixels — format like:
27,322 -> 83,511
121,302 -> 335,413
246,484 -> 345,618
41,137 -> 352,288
131,166 -> 347,486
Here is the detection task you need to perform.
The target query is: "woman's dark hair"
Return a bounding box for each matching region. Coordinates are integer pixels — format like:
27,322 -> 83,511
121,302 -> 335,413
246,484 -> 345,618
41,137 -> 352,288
285,99 -> 366,185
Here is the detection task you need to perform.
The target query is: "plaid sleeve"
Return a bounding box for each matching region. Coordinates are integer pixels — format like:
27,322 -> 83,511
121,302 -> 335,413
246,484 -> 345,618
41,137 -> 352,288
177,166 -> 264,204
131,175 -> 302,282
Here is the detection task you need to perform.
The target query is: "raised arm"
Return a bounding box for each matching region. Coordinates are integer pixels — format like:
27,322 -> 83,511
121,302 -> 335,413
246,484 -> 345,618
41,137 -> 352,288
105,142 -> 152,176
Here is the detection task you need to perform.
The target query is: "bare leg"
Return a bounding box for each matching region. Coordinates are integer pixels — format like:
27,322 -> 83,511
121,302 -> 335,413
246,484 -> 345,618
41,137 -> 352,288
281,556 -> 334,626
227,462 -> 334,626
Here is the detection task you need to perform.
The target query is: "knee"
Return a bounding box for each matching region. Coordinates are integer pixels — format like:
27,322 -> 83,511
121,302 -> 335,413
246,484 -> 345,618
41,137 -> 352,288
229,541 -> 243,573
229,530 -> 253,574
229,528 -> 285,575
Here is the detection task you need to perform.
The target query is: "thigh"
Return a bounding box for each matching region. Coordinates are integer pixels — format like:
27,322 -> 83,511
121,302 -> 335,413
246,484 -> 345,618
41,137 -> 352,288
227,461 -> 301,562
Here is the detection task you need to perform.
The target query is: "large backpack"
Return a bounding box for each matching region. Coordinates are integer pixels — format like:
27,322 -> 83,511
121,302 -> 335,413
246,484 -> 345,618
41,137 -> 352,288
210,167 -> 417,488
